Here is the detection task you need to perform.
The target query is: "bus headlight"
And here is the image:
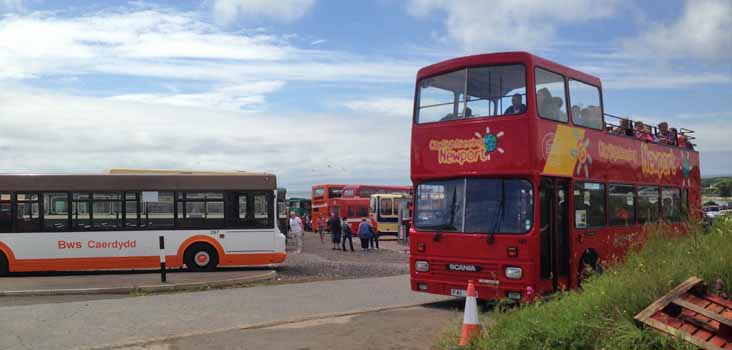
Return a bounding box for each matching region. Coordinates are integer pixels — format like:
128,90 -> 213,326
505,267 -> 522,279
415,260 -> 430,272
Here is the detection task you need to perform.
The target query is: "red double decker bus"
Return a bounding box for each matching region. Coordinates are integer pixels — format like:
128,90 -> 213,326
409,52 -> 700,301
311,184 -> 345,231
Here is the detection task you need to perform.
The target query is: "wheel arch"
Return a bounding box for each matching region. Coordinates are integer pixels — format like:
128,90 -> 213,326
0,241 -> 16,272
176,236 -> 225,267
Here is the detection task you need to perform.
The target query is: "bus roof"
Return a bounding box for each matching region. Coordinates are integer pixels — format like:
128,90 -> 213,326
0,173 -> 276,192
416,51 -> 601,88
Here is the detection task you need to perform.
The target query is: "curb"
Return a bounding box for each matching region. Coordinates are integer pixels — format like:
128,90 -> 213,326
0,270 -> 277,297
87,298 -> 453,350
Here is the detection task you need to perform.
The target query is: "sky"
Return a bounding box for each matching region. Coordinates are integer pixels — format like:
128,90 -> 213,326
0,0 -> 730,196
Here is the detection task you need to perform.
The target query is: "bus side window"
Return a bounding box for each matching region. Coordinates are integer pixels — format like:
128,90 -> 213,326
568,79 -> 603,130
92,192 -> 123,230
637,186 -> 660,223
661,187 -> 681,223
608,185 -> 635,226
681,189 -> 689,220
535,68 -> 568,123
44,192 -> 70,232
125,192 -> 140,228
573,182 -> 605,229
143,192 -> 174,229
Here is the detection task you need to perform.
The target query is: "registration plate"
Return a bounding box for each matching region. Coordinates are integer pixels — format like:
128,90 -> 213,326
450,289 -> 467,297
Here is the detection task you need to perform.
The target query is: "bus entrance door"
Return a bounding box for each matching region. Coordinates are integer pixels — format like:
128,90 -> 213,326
539,178 -> 570,292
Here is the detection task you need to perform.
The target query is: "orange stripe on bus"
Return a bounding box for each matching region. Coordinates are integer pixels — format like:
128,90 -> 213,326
9,252 -> 286,272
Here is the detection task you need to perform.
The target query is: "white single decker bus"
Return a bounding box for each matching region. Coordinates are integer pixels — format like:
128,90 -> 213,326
0,171 -> 286,273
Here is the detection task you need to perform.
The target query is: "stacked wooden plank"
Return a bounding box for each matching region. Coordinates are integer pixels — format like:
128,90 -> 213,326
635,276 -> 732,350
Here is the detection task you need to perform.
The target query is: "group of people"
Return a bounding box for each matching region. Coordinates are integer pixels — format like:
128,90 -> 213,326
287,212 -> 380,254
324,213 -> 380,252
610,119 -> 693,149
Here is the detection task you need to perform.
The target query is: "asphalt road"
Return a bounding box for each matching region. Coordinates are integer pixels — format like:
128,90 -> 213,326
0,275 -> 451,350
112,301 -> 464,350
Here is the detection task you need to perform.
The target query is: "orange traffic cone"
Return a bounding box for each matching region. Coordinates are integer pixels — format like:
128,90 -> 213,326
459,280 -> 481,346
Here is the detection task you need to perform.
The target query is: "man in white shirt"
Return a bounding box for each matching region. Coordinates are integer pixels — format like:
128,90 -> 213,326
289,212 -> 304,254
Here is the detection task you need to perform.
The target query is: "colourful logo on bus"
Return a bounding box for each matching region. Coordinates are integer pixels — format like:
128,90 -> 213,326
429,127 -> 505,165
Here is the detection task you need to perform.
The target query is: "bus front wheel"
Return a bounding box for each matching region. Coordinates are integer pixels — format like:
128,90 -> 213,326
184,243 -> 219,272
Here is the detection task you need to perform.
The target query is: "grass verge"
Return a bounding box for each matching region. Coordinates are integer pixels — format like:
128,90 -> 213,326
440,217 -> 732,350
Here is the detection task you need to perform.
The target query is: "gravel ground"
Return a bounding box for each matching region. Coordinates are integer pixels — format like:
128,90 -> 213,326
275,232 -> 409,282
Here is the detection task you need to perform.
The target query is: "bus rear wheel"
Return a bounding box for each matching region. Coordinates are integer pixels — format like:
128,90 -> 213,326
184,243 -> 219,272
0,252 -> 8,276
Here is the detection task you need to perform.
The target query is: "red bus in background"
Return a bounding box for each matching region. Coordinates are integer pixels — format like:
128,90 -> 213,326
311,184 -> 345,231
341,185 -> 412,198
329,197 -> 370,234
409,52 -> 701,302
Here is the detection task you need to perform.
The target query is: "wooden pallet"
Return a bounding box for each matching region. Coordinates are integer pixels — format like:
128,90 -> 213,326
635,277 -> 732,350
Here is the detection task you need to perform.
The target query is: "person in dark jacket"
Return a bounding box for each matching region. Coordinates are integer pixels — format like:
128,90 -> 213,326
327,213 -> 341,250
357,218 -> 373,251
369,215 -> 380,250
340,217 -> 354,252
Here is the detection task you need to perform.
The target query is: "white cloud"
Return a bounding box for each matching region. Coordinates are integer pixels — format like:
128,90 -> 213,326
109,81 -> 285,111
407,0 -> 619,52
342,98 -> 414,118
0,88 -> 411,190
0,9 -> 421,84
213,0 -> 315,24
623,0 -> 732,61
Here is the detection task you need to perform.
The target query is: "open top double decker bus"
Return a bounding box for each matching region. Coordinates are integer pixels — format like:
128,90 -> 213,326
409,52 -> 700,301
311,184 -> 346,231
0,172 -> 286,273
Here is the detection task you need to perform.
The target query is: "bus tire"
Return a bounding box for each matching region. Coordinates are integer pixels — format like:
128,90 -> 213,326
578,250 -> 602,285
184,243 -> 219,272
0,252 -> 8,276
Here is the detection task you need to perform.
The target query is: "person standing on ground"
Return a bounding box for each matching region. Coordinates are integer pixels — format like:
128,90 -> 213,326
288,212 -> 304,254
369,215 -> 380,250
317,216 -> 326,244
327,212 -> 342,250
340,217 -> 354,252
358,218 -> 374,251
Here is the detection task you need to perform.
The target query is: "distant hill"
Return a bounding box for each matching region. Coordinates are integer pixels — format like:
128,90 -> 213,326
702,176 -> 732,197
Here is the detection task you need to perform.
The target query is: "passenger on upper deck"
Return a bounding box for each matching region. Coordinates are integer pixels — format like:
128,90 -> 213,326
537,88 -> 563,121
613,118 -> 633,137
504,93 -> 526,115
634,121 -> 654,142
656,122 -> 675,145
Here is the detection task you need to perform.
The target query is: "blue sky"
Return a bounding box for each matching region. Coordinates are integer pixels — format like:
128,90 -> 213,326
0,0 -> 730,195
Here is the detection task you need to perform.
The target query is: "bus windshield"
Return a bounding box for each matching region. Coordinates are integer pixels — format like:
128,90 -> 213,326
414,178 -> 533,233
416,64 -> 526,124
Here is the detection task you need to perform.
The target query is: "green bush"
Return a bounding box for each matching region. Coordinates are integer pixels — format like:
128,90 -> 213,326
440,218 -> 732,350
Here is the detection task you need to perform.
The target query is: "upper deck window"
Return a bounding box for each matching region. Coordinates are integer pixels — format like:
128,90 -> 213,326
569,79 -> 603,130
416,64 -> 526,124
535,68 -> 568,122
329,188 -> 342,198
313,188 -> 325,198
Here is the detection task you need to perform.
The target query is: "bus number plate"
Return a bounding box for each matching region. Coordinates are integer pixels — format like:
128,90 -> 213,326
450,289 -> 478,297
